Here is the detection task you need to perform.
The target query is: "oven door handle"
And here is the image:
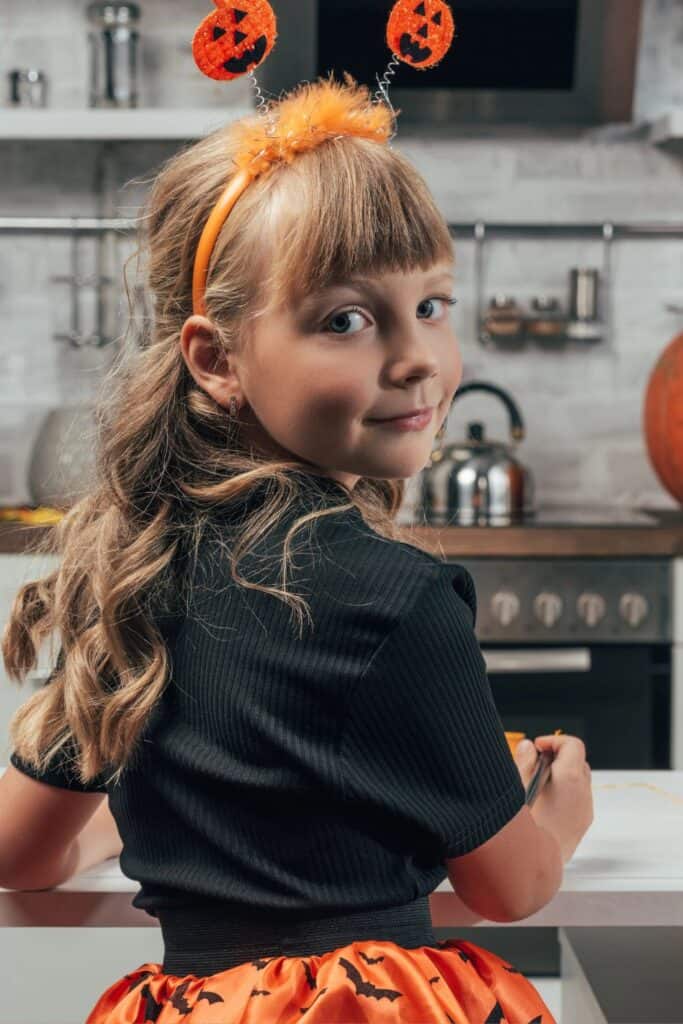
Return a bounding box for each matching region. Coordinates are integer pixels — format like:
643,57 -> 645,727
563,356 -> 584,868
481,648 -> 592,674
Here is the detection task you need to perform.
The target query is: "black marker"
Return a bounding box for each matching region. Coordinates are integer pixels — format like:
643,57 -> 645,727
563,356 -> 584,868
525,749 -> 553,806
524,728 -> 563,806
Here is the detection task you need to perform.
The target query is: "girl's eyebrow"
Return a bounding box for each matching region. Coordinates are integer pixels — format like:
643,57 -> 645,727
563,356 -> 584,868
299,270 -> 455,309
335,270 -> 455,291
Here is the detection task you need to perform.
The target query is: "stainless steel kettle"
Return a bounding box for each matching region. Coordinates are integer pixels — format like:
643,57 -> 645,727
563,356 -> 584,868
418,380 -> 535,526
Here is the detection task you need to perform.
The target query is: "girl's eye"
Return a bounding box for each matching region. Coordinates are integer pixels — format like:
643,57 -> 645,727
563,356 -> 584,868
322,296 -> 458,336
417,296 -> 458,320
324,307 -> 368,336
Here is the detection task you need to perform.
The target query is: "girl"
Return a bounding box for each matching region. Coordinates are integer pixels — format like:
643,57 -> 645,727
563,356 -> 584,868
1,19 -> 592,1023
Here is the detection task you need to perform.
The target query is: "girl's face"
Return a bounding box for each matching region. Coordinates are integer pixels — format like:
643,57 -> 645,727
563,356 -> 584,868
181,260 -> 462,491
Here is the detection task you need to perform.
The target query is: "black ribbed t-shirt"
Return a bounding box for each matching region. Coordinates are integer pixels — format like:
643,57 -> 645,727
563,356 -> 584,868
10,473 -> 525,919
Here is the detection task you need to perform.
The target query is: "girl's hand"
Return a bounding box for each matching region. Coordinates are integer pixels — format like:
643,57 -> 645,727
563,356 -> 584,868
514,735 -> 594,863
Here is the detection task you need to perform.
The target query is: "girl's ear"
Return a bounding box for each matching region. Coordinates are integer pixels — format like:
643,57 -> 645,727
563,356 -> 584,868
181,314 -> 214,342
179,314 -> 216,370
179,315 -> 234,403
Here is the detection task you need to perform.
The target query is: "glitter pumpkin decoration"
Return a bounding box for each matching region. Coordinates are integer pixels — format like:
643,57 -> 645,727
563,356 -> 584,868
387,0 -> 456,69
192,0 -> 277,81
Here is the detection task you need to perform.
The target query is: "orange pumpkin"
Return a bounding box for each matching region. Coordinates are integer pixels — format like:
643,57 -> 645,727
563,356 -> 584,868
192,0 -> 277,81
643,330 -> 683,505
387,0 -> 455,69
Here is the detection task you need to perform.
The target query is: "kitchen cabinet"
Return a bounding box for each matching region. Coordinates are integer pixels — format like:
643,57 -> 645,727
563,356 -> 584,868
560,928 -> 682,1023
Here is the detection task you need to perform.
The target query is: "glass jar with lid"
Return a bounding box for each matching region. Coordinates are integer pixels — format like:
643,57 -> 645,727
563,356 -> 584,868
480,295 -> 525,349
525,296 -> 568,347
86,2 -> 141,108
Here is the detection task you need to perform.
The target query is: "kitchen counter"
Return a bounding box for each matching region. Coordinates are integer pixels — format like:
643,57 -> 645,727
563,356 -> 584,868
1,770 -> 682,928
402,505 -> 683,558
2,507 -> 683,557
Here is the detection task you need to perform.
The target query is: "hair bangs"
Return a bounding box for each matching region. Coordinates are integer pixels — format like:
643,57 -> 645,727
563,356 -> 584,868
251,135 -> 454,317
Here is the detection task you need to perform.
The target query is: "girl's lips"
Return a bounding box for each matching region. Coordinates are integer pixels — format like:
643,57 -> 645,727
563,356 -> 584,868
369,408 -> 434,430
369,405 -> 434,422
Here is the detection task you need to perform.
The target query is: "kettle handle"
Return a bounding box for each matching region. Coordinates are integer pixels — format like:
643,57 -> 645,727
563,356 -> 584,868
452,380 -> 525,442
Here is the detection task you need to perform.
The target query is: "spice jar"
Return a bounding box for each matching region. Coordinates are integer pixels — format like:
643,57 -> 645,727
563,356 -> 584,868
480,295 -> 525,349
525,296 -> 567,347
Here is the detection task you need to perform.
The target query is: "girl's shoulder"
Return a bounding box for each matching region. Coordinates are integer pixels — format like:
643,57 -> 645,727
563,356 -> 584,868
300,508 -> 478,628
192,495 -> 450,619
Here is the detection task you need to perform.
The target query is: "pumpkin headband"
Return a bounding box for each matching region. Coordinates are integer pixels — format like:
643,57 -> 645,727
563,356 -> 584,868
191,0 -> 456,317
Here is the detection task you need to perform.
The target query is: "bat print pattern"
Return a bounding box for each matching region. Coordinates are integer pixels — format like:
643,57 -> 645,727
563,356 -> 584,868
91,939 -> 555,1024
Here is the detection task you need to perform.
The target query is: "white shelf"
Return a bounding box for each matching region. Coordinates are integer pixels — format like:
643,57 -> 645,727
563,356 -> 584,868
0,106 -> 254,140
649,108 -> 683,145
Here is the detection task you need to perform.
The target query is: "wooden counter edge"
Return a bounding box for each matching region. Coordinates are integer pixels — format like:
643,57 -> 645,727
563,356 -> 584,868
402,524 -> 683,557
2,521 -> 683,558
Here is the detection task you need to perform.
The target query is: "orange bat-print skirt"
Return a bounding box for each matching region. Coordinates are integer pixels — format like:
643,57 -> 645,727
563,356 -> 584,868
84,937 -> 557,1023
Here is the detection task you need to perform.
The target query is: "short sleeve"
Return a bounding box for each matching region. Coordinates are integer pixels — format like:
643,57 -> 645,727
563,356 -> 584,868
9,651 -> 109,793
9,745 -> 109,793
339,563 -> 524,862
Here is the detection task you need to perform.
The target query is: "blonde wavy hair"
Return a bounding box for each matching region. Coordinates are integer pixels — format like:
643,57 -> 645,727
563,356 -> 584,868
2,77 -> 455,789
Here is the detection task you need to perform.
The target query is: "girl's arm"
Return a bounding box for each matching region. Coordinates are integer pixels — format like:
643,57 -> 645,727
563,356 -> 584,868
0,766 -> 122,891
68,796 -> 124,879
5,797 -> 122,892
445,890 -> 485,926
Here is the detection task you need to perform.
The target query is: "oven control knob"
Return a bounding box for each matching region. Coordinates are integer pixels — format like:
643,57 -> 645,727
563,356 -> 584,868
491,590 -> 520,627
619,592 -> 649,628
577,592 -> 606,628
533,592 -> 563,628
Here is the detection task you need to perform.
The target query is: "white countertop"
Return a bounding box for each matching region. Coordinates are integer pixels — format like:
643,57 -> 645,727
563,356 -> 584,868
2,771 -> 682,928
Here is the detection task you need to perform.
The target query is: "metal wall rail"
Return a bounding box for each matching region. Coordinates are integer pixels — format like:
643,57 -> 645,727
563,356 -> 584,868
451,222 -> 683,238
0,217 -> 136,232
0,216 -> 683,236
2,217 -> 681,349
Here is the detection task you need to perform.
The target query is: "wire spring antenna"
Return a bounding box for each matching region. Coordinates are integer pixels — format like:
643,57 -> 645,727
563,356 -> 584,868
374,53 -> 400,111
247,68 -> 269,113
374,54 -> 400,141
247,68 -> 278,136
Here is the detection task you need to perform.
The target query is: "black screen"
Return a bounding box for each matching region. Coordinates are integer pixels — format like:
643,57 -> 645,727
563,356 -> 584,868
317,0 -> 579,91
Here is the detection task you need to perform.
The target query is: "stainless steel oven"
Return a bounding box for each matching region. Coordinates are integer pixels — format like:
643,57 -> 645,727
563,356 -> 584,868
456,557 -> 673,770
482,644 -> 671,769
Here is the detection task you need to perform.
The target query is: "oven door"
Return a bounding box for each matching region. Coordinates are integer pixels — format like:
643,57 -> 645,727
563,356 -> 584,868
482,643 -> 671,769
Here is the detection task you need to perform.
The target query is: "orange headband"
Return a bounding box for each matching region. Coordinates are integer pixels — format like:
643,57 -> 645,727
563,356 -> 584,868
190,0 -> 456,318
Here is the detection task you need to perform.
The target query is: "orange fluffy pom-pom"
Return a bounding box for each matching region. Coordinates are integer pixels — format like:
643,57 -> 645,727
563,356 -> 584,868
229,74 -> 398,180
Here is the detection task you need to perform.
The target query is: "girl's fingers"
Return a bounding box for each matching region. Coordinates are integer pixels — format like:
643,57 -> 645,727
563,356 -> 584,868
533,733 -> 588,762
532,735 -> 563,749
